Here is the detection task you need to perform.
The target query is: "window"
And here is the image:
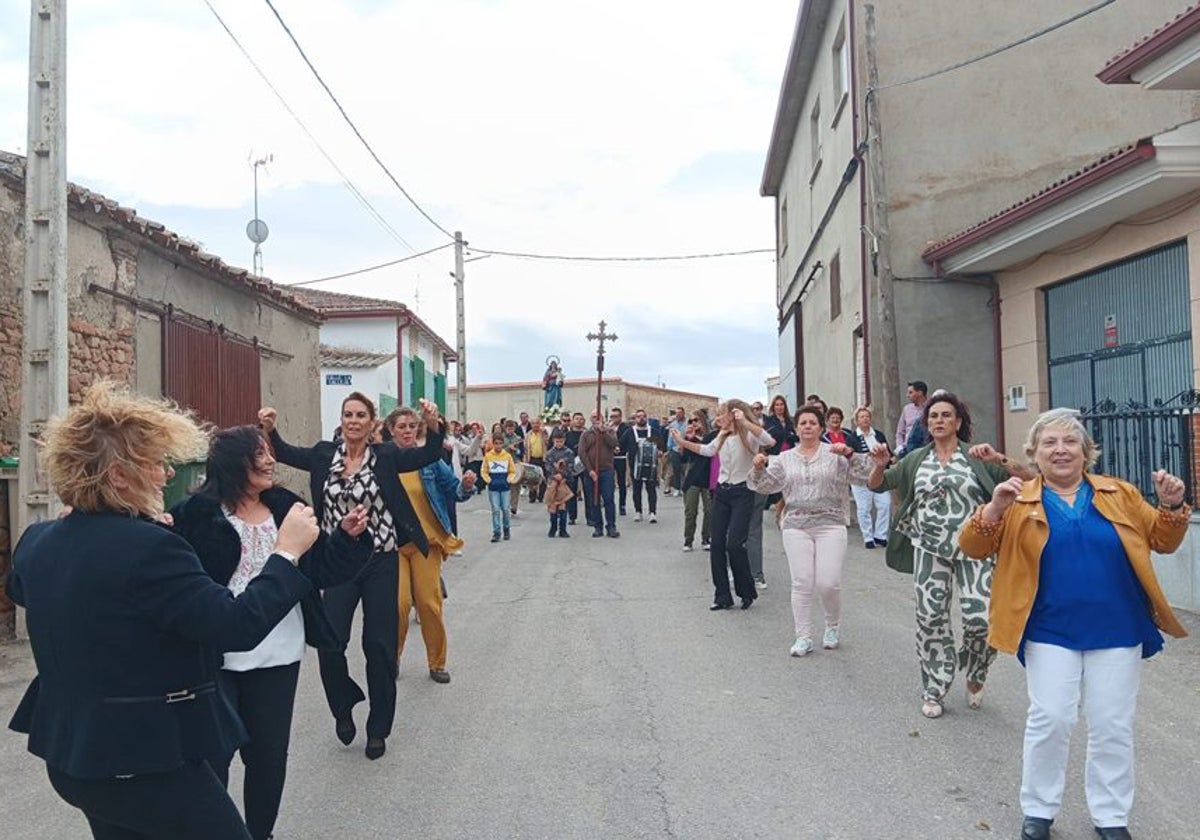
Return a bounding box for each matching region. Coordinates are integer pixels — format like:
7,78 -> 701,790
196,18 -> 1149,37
810,98 -> 822,172
779,198 -> 789,256
832,21 -> 849,105
829,252 -> 842,320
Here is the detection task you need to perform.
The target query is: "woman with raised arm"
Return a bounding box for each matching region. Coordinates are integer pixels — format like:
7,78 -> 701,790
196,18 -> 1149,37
7,381 -> 318,840
170,425 -> 372,840
258,393 -> 445,761
383,406 -> 476,684
749,405 -> 872,656
867,390 -> 1035,719
672,399 -> 774,610
960,409 -> 1189,840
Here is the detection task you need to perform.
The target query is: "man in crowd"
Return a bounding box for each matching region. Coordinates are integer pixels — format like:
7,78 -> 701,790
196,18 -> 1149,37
624,408 -> 662,524
664,406 -> 688,496
609,407 -> 631,516
565,411 -> 587,525
894,379 -> 928,453
518,411 -> 533,435
524,417 -> 549,503
579,411 -> 620,538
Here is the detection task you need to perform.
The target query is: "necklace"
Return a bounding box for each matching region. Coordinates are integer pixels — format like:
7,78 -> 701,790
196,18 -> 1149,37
1048,482 -> 1083,496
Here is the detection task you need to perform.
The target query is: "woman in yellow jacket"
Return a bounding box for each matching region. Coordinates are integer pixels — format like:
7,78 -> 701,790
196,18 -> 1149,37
959,408 -> 1189,840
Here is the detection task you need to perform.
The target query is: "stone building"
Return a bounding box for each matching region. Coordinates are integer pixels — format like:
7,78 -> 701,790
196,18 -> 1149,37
0,150 -> 324,635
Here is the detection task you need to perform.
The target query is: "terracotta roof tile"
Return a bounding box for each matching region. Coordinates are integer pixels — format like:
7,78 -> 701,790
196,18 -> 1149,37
922,140 -> 1155,266
319,344 -> 395,368
1097,4 -> 1200,83
291,287 -> 407,314
0,150 -> 320,320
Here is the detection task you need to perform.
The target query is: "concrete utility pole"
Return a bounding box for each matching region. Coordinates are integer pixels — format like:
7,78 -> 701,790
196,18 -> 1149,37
19,0 -> 69,541
453,230 -> 467,424
864,4 -> 901,435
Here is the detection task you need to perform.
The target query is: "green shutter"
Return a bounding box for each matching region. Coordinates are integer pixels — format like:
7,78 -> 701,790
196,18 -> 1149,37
410,356 -> 426,405
433,373 -> 447,414
379,393 -> 398,416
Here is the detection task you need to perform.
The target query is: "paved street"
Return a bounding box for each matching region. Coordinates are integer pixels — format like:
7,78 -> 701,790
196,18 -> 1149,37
3,491 -> 1200,839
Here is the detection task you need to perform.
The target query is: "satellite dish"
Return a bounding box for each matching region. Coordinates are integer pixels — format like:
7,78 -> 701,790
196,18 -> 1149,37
246,218 -> 270,244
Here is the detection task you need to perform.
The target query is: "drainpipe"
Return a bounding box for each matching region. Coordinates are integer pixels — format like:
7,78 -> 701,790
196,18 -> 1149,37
848,0 -> 870,403
397,316 -> 411,405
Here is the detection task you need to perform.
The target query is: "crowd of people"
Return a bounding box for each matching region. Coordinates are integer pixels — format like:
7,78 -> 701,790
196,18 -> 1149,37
5,378 -> 1190,840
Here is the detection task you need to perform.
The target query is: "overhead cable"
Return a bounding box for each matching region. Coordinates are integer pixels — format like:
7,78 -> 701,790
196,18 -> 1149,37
466,246 -> 776,263
261,0 -> 456,240
288,242 -> 456,285
874,0 -> 1118,92
201,0 -> 420,254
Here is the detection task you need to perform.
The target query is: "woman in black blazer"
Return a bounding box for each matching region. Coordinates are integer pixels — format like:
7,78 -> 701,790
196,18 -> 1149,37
257,393 -> 445,760
170,425 -> 373,840
7,381 -> 319,840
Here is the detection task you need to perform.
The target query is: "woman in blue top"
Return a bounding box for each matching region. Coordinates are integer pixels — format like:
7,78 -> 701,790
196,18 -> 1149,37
961,408 -> 1189,840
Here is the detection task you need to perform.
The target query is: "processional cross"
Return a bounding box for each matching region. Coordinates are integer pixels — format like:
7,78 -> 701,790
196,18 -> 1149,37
585,320 -> 617,503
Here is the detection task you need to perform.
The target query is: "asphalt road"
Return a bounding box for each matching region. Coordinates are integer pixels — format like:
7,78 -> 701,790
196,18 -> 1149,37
3,490 -> 1200,839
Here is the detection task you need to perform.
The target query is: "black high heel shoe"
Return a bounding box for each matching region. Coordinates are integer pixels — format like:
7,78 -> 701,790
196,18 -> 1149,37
365,737 -> 386,760
335,717 -> 356,746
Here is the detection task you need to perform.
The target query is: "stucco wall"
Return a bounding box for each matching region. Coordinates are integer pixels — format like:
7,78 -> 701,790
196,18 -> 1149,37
135,248 -> 322,450
771,0 -> 1200,445
319,364 -> 397,439
323,317 -> 394,353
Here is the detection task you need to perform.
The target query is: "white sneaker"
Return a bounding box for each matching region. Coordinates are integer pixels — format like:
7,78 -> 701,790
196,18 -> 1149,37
755,579 -> 767,590
789,636 -> 813,657
822,626 -> 839,649
633,513 -> 643,522
648,513 -> 657,524
681,544 -> 693,552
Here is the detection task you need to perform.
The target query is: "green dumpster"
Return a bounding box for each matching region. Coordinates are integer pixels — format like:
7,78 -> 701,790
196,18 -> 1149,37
162,461 -> 206,510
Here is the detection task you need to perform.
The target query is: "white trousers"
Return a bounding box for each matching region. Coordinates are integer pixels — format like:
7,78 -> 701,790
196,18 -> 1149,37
851,484 -> 890,542
1021,642 -> 1141,827
781,524 -> 846,639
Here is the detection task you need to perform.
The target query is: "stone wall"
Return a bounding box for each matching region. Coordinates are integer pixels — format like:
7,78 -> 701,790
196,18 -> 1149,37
0,479 -> 11,638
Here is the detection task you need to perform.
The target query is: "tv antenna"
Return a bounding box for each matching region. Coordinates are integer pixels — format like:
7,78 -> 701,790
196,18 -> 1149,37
247,154 -> 272,276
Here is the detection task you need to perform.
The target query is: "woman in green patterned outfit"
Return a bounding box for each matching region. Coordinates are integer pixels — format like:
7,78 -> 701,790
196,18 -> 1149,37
868,391 -> 1035,719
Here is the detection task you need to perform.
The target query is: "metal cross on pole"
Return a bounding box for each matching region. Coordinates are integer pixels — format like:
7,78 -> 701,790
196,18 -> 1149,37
586,320 -> 617,507
586,319 -> 617,424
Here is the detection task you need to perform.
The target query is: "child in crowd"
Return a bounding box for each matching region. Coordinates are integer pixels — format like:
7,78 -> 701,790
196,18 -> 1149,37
545,460 -> 575,537
482,433 -> 519,542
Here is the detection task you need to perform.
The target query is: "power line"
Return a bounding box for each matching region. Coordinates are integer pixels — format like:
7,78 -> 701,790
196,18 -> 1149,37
201,0 -> 421,255
875,0 -> 1118,92
261,0 -> 456,241
287,242 -> 456,285
467,246 -> 776,262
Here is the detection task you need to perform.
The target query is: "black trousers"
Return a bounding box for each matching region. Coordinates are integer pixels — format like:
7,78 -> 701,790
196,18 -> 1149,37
214,662 -> 301,840
710,483 -> 757,606
613,457 -> 628,511
632,476 -> 657,515
317,551 -> 398,739
567,474 -> 581,523
48,761 -> 250,840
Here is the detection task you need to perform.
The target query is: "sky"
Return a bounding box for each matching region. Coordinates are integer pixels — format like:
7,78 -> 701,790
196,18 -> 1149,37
0,0 -> 798,401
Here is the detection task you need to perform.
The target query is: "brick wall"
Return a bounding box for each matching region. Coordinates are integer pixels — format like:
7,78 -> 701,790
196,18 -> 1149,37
68,316 -> 135,400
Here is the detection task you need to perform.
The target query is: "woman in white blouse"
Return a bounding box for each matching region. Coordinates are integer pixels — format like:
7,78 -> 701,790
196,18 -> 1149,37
672,399 -> 775,610
171,426 -> 371,840
846,406 -> 892,549
749,405 -> 873,656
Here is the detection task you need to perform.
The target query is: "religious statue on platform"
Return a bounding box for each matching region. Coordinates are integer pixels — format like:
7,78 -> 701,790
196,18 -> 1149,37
543,356 -> 564,409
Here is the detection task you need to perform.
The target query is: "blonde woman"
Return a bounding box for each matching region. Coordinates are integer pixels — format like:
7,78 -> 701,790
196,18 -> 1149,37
846,406 -> 892,549
672,399 -> 774,610
960,409 -> 1188,840
7,382 -> 319,839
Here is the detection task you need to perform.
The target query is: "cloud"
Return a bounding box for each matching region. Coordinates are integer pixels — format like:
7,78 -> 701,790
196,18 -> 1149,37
0,0 -> 797,398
